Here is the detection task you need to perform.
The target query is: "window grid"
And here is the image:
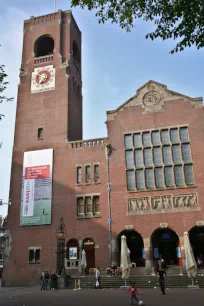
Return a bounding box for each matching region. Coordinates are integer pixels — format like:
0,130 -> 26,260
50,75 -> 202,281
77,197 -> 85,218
77,196 -> 100,218
125,126 -> 194,191
28,248 -> 41,263
77,166 -> 82,184
85,165 -> 91,183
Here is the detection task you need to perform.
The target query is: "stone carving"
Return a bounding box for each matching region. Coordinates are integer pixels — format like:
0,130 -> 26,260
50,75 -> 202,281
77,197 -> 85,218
143,91 -> 161,107
128,193 -> 199,215
196,221 -> 204,226
34,14 -> 56,25
160,223 -> 168,228
148,84 -> 155,91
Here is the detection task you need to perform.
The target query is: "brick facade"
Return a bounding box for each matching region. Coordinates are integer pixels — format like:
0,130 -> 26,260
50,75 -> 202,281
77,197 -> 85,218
2,10 -> 204,286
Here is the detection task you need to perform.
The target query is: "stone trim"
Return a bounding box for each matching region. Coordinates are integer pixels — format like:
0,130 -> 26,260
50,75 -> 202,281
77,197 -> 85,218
106,80 -> 203,121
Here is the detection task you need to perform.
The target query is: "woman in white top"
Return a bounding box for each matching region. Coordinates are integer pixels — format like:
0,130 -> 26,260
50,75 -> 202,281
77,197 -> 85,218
95,267 -> 101,288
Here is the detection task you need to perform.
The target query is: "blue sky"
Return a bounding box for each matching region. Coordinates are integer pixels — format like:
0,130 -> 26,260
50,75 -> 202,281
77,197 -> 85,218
0,0 -> 203,216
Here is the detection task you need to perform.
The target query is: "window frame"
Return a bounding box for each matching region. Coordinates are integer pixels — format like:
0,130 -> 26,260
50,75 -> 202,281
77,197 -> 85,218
76,194 -> 100,219
85,165 -> 91,184
94,164 -> 100,183
124,125 -> 195,192
76,166 -> 82,185
37,127 -> 43,140
28,247 -> 41,264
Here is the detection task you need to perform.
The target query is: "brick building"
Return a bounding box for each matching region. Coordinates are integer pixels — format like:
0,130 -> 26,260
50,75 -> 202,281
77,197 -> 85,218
2,10 -> 204,286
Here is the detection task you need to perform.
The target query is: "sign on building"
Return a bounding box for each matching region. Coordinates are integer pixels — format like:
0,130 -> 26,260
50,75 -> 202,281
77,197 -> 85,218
20,149 -> 53,226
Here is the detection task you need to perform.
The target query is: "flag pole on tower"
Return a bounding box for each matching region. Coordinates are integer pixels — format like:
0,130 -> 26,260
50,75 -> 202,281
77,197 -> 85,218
54,0 -> 56,11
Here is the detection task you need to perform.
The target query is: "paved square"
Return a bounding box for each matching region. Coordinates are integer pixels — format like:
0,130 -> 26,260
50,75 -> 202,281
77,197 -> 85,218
0,287 -> 204,306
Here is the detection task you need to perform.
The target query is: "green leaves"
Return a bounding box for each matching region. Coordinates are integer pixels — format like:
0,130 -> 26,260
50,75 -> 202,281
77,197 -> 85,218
0,46 -> 13,107
71,0 -> 204,53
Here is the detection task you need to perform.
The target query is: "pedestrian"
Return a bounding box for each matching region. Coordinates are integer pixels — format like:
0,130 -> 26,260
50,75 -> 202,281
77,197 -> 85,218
95,267 -> 101,289
126,282 -> 139,305
45,271 -> 50,290
40,271 -> 46,291
51,271 -> 57,290
157,268 -> 167,295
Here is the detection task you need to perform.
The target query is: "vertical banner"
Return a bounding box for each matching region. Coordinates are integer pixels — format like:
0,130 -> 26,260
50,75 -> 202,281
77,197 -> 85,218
20,149 -> 53,226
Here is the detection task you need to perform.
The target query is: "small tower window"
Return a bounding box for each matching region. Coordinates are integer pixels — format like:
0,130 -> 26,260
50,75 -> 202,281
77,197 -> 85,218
34,35 -> 54,57
72,41 -> 80,67
37,127 -> 43,139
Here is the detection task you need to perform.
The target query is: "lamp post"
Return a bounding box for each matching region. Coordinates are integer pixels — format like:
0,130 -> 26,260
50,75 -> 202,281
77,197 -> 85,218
55,217 -> 67,275
0,200 -> 11,206
105,144 -> 113,266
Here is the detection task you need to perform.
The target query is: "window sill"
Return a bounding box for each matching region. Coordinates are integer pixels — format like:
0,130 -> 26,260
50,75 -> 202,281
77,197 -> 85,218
76,215 -> 101,219
94,181 -> 100,185
28,261 -> 41,264
85,182 -> 91,185
37,138 -> 43,140
127,184 -> 197,193
77,183 -> 82,186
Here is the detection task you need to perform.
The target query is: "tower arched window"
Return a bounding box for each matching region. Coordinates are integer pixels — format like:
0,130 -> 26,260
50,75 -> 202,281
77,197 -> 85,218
34,35 -> 54,57
72,40 -> 80,67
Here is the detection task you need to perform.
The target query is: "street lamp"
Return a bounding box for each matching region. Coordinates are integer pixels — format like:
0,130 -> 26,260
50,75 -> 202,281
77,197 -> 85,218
105,144 -> 113,266
56,217 -> 67,275
0,200 -> 11,206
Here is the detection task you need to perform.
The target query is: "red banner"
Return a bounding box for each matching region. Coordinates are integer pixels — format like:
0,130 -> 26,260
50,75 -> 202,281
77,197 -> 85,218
25,165 -> 50,180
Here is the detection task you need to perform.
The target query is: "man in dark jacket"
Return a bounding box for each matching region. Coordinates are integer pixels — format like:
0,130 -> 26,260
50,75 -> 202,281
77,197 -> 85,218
51,271 -> 57,290
45,271 -> 50,290
157,265 -> 167,295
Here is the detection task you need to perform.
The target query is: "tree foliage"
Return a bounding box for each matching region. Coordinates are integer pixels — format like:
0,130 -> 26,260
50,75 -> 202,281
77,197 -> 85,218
71,0 -> 204,53
0,47 -> 13,120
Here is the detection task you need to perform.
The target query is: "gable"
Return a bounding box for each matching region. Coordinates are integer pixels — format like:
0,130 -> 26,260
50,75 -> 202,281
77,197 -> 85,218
106,80 -> 203,122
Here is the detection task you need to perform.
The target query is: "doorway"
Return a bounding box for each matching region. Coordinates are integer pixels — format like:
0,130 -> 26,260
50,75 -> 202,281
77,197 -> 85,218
117,230 -> 145,267
151,228 -> 180,265
189,226 -> 204,266
83,238 -> 95,274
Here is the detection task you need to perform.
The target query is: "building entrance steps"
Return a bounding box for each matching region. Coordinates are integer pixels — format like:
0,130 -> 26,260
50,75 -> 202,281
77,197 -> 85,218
70,275 -> 204,289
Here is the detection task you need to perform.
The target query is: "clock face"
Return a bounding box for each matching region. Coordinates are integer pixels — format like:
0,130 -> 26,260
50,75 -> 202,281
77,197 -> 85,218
31,65 -> 55,94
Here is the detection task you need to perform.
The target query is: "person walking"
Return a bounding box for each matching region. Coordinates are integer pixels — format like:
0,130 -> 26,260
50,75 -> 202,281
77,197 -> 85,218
157,268 -> 167,295
126,282 -> 139,305
40,271 -> 46,291
95,267 -> 101,289
51,271 -> 57,290
45,271 -> 50,290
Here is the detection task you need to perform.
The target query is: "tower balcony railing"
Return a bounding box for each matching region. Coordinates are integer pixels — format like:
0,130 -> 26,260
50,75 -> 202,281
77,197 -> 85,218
68,137 -> 108,149
34,54 -> 53,65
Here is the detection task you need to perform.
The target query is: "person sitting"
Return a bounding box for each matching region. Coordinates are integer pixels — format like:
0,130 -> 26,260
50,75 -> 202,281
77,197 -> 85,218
110,262 -> 117,276
197,256 -> 203,269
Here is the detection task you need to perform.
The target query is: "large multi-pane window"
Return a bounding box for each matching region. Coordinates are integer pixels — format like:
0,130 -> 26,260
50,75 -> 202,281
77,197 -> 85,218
125,126 -> 195,191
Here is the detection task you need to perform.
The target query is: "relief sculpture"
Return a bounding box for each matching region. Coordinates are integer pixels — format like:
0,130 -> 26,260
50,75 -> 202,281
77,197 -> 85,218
128,193 -> 198,215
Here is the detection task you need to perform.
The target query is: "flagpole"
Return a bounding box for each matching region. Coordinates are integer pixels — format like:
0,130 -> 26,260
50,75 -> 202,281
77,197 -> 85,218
54,0 -> 56,11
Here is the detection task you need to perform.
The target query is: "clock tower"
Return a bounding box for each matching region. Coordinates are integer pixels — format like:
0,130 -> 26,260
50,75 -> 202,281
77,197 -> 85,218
16,9 -> 82,148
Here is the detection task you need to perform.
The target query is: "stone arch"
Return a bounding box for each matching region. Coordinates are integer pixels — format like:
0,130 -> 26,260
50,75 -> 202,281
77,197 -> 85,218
65,238 -> 79,269
117,230 -> 145,267
189,226 -> 204,267
151,227 -> 180,266
34,35 -> 54,57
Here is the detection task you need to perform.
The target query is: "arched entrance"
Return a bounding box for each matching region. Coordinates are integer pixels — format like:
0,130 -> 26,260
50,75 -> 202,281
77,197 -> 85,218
83,238 -> 95,274
66,239 -> 79,269
118,230 -> 145,267
189,226 -> 204,265
151,228 -> 180,265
